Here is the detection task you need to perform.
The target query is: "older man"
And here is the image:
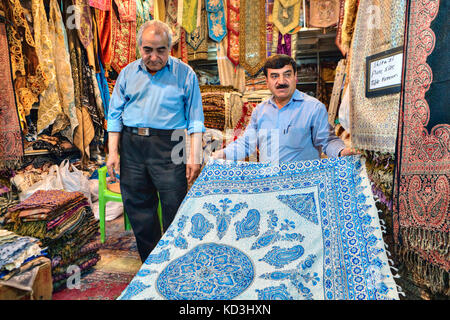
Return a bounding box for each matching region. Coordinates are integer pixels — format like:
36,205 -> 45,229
213,54 -> 356,163
107,20 -> 205,262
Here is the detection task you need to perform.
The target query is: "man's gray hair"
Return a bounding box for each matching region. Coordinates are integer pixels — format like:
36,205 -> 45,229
137,20 -> 173,49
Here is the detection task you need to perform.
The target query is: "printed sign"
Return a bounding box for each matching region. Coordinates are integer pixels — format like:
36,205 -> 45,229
365,46 -> 404,98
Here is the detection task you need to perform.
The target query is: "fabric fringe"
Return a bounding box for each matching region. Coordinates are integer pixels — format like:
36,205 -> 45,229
400,227 -> 449,258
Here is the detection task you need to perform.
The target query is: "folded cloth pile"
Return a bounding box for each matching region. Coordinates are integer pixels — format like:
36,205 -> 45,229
3,190 -> 100,291
0,229 -> 46,281
201,92 -> 226,131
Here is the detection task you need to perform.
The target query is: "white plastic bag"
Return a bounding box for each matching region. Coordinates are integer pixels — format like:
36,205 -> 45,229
18,164 -> 64,201
59,159 -> 92,204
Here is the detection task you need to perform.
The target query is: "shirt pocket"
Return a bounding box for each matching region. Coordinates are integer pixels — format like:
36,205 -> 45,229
284,127 -> 310,150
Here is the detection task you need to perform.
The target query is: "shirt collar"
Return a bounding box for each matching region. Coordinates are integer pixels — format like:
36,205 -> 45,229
138,56 -> 173,73
268,89 -> 304,109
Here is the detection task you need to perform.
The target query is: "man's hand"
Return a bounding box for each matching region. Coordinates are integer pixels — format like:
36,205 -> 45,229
106,132 -> 121,182
186,163 -> 201,185
339,147 -> 360,157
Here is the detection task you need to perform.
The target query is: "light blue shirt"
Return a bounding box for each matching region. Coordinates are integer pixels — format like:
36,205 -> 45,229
224,90 -> 345,163
107,56 -> 205,135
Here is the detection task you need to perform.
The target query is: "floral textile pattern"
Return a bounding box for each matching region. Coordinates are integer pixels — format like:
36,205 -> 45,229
118,156 -> 399,300
206,0 -> 226,42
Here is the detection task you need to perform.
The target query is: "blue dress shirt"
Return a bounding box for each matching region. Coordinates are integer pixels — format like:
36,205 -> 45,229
223,90 -> 345,163
107,56 -> 205,135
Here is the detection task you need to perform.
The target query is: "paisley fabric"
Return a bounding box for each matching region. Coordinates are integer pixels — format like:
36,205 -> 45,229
118,156 -> 399,300
206,0 -> 226,42
272,0 -> 301,35
393,0 -> 450,297
239,0 -> 266,76
0,20 -> 24,163
348,0 -> 406,152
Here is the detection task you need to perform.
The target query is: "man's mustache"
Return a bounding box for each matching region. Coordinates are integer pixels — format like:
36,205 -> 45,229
276,84 -> 289,89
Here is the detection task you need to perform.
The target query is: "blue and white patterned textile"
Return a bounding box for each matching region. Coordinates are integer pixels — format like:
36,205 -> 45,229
118,156 -> 399,300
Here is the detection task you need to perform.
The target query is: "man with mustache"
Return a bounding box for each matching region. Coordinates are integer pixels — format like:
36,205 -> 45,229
107,20 -> 205,262
213,54 -> 356,163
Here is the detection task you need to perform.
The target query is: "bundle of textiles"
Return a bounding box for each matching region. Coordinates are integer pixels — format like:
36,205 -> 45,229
0,229 -> 46,281
201,92 -> 226,131
10,161 -> 58,196
0,197 -> 20,226
24,134 -> 75,157
245,72 -> 268,92
2,190 -> 100,291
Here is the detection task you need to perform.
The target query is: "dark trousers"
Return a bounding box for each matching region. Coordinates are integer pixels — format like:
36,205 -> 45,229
119,128 -> 187,262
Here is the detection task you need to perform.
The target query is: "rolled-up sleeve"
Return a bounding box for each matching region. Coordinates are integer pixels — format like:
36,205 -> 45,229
311,102 -> 345,158
107,70 -> 127,132
184,71 -> 206,135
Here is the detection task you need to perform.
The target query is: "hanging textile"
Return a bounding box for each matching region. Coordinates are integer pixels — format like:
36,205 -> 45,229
335,0 -> 358,57
205,0 -> 226,42
182,0 -> 198,34
266,0 -> 275,57
327,59 -> 346,127
32,0 -> 69,135
114,0 -> 137,22
226,0 -> 239,66
118,156 -> 399,300
2,0 -> 47,130
186,7 -> 208,61
216,40 -> 246,93
95,8 -> 113,72
239,0 -> 266,76
348,0 -> 406,153
153,0 -> 166,21
89,0 -> 111,10
48,0 -> 79,143
110,0 -> 137,74
272,0 -> 302,35
73,0 -> 95,50
0,20 -> 23,163
308,0 -> 340,28
393,0 -> 449,297
166,0 -> 181,45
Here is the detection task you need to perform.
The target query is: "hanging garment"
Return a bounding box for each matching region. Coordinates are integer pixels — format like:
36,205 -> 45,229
73,0 -> 95,50
2,0 -> 47,130
266,0 -> 275,57
205,0 -> 227,42
216,40 -> 246,93
166,0 -> 181,45
348,0 -> 406,153
335,0 -> 358,57
327,59 -> 346,127
32,0 -> 69,135
186,7 -> 208,61
272,0 -> 302,35
0,21 -> 24,163
110,0 -> 137,74
393,0 -> 450,297
95,7 -> 113,71
308,0 -> 340,28
226,0 -> 239,66
48,0 -> 79,143
114,0 -> 137,22
239,0 -> 266,76
118,156 -> 400,300
182,0 -> 198,34
89,0 -> 111,10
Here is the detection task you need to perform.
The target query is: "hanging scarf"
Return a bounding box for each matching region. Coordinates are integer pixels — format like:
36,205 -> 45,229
32,0 -> 69,135
113,0 -> 137,22
205,0 -> 227,42
308,0 -> 340,28
88,0 -> 111,10
95,8 -> 113,71
186,7 -> 208,61
110,0 -> 137,74
48,0 -> 79,143
182,0 -> 198,34
166,0 -> 181,45
0,21 -> 24,163
226,0 -> 239,66
72,0 -> 95,49
272,0 -> 301,35
239,0 -> 266,76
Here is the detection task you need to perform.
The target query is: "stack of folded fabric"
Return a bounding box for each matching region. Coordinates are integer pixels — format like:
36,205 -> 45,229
2,190 -> 100,291
0,229 -> 46,281
202,92 -> 226,131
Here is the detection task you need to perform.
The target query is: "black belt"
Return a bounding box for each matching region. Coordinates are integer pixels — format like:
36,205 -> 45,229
123,126 -> 176,136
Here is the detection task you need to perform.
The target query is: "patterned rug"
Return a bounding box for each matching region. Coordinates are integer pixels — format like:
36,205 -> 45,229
52,217 -> 141,300
393,0 -> 449,298
118,156 -> 399,300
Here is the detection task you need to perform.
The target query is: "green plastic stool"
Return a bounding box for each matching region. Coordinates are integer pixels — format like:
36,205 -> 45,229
97,166 -> 163,243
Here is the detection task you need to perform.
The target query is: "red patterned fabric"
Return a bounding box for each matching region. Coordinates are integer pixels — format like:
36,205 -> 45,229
226,0 -> 239,66
0,22 -> 23,162
110,1 -> 137,73
393,0 -> 449,295
89,0 -> 111,10
232,102 -> 256,141
113,0 -> 137,22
